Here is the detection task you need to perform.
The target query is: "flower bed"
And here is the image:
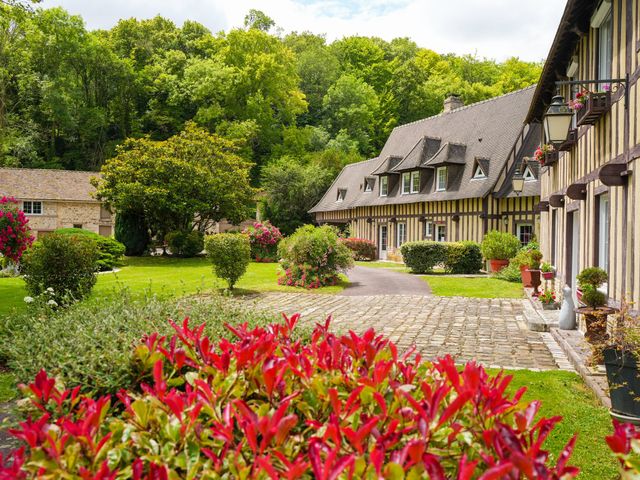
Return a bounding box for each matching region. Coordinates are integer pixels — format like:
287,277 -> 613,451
1,316 -> 579,478
243,221 -> 283,262
0,196 -> 33,263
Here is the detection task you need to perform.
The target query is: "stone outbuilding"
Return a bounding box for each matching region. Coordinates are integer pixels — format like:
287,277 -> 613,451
0,167 -> 114,238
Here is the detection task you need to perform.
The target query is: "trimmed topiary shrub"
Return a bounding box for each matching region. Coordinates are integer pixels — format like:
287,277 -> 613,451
277,225 -> 353,288
205,233 -> 251,289
0,316 -> 579,478
115,211 -> 150,256
0,196 -> 34,263
445,241 -> 483,274
340,237 -> 376,261
165,230 -> 204,257
54,228 -> 125,271
242,221 -> 283,262
400,241 -> 447,273
481,230 -> 521,261
20,233 -> 99,305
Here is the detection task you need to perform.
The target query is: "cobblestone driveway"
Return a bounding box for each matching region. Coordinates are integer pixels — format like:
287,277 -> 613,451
237,293 -> 569,371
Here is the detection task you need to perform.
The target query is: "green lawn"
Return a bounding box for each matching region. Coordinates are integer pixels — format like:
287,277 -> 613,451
503,369 -> 616,479
0,372 -> 16,402
0,257 -> 348,317
423,275 -> 524,298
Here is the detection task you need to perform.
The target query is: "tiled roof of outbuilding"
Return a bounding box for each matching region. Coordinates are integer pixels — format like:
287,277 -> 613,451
0,168 -> 101,202
310,86 -> 540,213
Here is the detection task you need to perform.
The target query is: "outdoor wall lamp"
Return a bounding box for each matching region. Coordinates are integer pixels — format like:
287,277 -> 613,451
542,95 -> 574,145
511,162 -> 525,196
502,215 -> 509,226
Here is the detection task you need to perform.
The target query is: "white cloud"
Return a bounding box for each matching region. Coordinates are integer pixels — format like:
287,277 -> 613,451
38,0 -> 566,61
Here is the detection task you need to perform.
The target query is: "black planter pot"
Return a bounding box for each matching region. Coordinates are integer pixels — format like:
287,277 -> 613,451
604,348 -> 640,423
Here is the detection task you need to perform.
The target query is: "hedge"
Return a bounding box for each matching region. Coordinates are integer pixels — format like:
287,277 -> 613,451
340,237 -> 376,261
400,241 -> 482,274
54,228 -> 125,271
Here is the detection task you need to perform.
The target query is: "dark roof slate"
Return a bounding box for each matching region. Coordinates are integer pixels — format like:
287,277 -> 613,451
310,87 -> 540,213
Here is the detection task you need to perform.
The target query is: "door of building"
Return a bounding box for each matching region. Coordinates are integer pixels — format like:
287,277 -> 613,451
379,224 -> 388,260
435,224 -> 446,242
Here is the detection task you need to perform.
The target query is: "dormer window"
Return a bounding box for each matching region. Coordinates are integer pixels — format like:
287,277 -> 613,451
473,163 -> 486,179
336,189 -> 346,202
402,171 -> 421,194
436,167 -> 447,192
411,171 -> 420,193
380,176 -> 388,196
402,172 -> 411,194
523,166 -> 536,182
364,177 -> 374,192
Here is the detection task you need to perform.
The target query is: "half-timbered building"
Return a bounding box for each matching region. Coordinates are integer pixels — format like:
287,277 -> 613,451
310,88 -> 541,260
526,0 -> 640,310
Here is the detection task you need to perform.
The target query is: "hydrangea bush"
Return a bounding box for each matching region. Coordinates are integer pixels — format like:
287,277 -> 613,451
278,225 -> 353,288
0,315 -> 579,478
243,221 -> 283,262
0,196 -> 34,263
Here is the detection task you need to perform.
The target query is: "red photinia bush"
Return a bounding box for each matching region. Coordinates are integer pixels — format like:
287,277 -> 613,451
243,221 -> 283,262
0,196 -> 34,263
1,315 -> 579,479
606,420 -> 640,475
340,237 -> 377,261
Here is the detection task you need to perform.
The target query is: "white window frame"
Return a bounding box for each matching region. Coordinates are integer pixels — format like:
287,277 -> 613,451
22,200 -> 43,215
410,171 -> 420,193
598,193 -> 610,274
424,221 -> 433,238
597,9 -> 613,81
336,189 -> 346,202
523,166 -> 536,182
435,224 -> 446,242
397,222 -> 407,247
436,167 -> 447,192
472,163 -> 486,179
380,176 -> 388,197
401,172 -> 411,194
516,223 -> 534,246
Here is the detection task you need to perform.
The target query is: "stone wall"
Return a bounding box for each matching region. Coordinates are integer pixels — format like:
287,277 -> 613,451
23,200 -> 114,237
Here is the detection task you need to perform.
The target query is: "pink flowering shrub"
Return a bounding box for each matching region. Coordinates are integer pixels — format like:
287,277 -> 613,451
243,221 -> 283,262
1,315 -> 579,479
340,237 -> 376,261
606,420 -> 640,476
0,196 -> 34,263
277,225 -> 353,289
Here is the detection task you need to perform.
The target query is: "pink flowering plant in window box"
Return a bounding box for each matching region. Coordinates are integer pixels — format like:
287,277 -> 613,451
0,315 -> 579,478
243,220 -> 283,262
0,196 -> 34,263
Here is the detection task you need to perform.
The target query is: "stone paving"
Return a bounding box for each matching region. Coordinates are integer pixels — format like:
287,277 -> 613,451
237,292 -> 570,371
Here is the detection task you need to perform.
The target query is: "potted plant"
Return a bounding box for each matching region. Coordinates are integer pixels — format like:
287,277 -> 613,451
481,230 -> 521,273
538,289 -> 558,310
601,303 -> 640,423
541,262 -> 555,280
575,267 -> 615,344
534,144 -> 558,166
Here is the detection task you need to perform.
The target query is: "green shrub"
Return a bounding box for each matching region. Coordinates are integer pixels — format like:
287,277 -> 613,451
400,241 -> 447,273
480,230 -> 521,260
445,241 -> 483,274
577,267 -> 609,308
20,233 -> 99,305
510,248 -> 543,270
165,230 -> 204,257
0,292 -> 282,395
277,225 -> 353,288
494,260 -> 523,283
115,211 -> 150,256
205,233 -> 251,289
54,228 -> 125,271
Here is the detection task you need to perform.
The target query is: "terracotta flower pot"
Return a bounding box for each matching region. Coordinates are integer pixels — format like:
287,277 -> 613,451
520,265 -> 533,287
528,269 -> 541,296
489,259 -> 509,273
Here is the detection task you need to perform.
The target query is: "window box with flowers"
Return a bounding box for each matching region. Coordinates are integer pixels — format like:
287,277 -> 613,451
571,88 -> 612,126
534,144 -> 558,166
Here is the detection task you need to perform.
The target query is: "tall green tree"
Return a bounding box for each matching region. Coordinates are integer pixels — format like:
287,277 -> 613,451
94,123 -> 256,238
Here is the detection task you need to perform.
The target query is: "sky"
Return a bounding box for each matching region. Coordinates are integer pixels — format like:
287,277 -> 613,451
38,0 -> 567,62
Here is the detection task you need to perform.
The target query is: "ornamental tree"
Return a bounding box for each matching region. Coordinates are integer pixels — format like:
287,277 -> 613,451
93,123 -> 256,239
0,196 -> 33,263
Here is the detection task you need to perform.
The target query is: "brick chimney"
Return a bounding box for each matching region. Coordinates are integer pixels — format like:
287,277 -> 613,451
443,95 -> 464,113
